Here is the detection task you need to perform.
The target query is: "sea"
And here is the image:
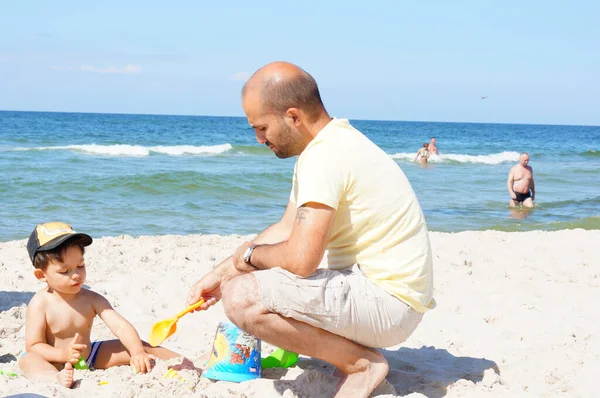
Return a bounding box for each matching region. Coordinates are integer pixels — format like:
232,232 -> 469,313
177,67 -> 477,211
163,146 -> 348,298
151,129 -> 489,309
1,110 -> 599,242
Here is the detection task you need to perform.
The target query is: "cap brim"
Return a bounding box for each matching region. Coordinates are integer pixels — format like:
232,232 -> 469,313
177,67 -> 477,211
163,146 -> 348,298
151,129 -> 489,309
37,233 -> 93,254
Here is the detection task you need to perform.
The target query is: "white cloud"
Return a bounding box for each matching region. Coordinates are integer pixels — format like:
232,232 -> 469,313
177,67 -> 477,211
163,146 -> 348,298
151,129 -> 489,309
229,71 -> 250,81
80,64 -> 142,74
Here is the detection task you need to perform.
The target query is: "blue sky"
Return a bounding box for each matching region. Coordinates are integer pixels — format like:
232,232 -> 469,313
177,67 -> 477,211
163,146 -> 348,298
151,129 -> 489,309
1,1 -> 598,125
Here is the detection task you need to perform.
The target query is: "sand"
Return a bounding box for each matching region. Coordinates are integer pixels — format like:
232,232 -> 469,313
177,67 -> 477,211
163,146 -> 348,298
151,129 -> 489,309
1,229 -> 598,397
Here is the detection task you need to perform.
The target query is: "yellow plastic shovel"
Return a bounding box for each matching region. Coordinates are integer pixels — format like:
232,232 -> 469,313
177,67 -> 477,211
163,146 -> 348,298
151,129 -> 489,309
149,300 -> 205,347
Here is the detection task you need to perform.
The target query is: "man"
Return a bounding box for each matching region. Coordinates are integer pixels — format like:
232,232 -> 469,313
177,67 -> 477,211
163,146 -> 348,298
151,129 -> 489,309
507,152 -> 535,208
428,137 -> 439,155
186,62 -> 434,398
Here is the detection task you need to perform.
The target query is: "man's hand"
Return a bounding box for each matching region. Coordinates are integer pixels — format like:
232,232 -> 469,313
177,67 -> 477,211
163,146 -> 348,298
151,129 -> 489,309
64,333 -> 87,364
510,192 -> 517,200
233,241 -> 257,273
130,351 -> 155,374
185,272 -> 223,311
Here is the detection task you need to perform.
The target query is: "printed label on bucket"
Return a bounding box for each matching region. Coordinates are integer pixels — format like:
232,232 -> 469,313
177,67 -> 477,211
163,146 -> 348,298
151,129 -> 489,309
203,321 -> 261,382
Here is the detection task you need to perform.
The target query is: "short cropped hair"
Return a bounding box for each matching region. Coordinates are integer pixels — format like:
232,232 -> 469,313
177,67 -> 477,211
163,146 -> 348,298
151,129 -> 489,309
33,240 -> 86,270
243,69 -> 325,122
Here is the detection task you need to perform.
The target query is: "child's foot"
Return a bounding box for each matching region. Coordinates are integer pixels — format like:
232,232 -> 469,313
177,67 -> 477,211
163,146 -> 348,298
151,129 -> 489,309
57,362 -> 74,388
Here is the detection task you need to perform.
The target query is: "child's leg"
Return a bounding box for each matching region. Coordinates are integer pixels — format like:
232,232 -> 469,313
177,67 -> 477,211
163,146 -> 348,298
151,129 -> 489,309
18,352 -> 74,388
93,340 -> 180,370
142,341 -> 180,361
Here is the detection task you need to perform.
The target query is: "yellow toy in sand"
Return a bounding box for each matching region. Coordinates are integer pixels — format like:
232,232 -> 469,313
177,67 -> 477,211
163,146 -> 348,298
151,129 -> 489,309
149,300 -> 205,347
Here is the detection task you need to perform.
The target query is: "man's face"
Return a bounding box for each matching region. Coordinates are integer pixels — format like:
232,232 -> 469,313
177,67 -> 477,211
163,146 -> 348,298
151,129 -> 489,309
242,92 -> 304,159
520,155 -> 529,166
430,138 -> 436,145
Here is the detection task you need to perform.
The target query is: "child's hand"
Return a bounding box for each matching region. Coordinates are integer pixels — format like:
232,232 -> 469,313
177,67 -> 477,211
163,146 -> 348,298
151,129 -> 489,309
65,333 -> 87,364
130,352 -> 155,374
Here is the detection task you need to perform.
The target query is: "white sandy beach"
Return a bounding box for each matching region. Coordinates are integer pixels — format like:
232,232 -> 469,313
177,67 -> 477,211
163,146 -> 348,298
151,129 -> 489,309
1,230 -> 598,398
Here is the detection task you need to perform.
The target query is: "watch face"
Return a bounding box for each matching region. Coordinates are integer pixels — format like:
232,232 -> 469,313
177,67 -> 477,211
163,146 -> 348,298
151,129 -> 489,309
244,246 -> 254,264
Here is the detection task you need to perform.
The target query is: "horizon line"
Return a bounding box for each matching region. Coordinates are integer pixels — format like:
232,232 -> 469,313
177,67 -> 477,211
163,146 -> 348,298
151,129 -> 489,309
1,108 -> 598,128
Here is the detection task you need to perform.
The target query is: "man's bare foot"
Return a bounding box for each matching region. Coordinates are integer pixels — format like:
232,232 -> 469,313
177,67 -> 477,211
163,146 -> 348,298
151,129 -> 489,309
57,362 -> 74,388
334,350 -> 388,398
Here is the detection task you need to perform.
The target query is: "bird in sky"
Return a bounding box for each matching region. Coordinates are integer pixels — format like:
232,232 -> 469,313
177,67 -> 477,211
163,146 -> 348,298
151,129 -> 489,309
480,96 -> 488,100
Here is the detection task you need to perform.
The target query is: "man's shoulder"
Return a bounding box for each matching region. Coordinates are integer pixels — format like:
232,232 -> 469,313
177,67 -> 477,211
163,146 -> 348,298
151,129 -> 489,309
322,118 -> 367,139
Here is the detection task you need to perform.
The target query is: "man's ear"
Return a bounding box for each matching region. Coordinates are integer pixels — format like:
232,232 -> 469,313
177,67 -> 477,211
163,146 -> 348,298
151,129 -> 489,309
286,108 -> 302,125
33,268 -> 47,282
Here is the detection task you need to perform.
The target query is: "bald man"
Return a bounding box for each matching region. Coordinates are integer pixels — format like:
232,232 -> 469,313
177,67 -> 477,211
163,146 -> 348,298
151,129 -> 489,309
186,62 -> 434,397
507,152 -> 535,208
428,137 -> 439,155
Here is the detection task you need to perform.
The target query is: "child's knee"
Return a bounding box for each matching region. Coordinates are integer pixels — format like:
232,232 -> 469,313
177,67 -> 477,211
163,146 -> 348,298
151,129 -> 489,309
18,351 -> 49,373
17,352 -> 26,368
18,351 -> 34,367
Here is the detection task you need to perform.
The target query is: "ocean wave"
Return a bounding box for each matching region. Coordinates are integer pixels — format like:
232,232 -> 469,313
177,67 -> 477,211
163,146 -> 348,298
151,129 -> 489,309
149,144 -> 232,156
31,170 -> 292,197
13,143 -> 233,157
535,196 -> 600,209
546,216 -> 600,231
580,149 -> 599,157
483,215 -> 600,232
390,151 -> 520,165
232,144 -> 272,156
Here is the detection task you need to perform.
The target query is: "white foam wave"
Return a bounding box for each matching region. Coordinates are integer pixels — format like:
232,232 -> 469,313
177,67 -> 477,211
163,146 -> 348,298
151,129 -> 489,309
13,144 -> 233,157
390,151 -> 520,165
390,152 -> 418,162
149,144 -> 232,155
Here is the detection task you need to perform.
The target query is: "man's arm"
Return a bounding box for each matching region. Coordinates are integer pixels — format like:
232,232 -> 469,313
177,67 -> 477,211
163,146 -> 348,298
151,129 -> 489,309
529,168 -> 535,200
185,200 -> 299,308
507,168 -> 516,198
252,200 -> 297,244
212,200 -> 297,279
235,202 -> 336,277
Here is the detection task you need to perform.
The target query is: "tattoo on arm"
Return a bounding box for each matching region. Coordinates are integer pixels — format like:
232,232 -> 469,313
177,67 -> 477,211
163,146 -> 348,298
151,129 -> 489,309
296,207 -> 309,224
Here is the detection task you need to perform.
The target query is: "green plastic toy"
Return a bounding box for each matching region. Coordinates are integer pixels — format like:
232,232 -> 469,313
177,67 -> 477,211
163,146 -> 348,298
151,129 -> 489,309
261,348 -> 299,369
73,356 -> 89,370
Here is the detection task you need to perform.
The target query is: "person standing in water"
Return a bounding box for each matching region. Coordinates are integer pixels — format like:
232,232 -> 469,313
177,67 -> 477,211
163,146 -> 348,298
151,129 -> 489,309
414,143 -> 430,163
428,137 -> 439,155
507,152 -> 535,208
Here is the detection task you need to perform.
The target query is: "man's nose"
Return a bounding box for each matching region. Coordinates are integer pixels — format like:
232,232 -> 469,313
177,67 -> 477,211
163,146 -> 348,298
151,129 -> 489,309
255,132 -> 266,144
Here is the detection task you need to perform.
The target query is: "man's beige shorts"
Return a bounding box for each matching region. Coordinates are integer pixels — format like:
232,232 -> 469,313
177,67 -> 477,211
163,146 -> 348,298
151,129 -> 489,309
253,264 -> 423,348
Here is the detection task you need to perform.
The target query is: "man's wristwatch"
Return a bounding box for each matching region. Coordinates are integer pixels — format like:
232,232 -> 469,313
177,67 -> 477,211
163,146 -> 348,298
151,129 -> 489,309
243,244 -> 258,269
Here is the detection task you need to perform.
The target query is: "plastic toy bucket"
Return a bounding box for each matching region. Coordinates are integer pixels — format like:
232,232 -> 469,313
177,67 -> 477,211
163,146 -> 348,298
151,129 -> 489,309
203,321 -> 261,382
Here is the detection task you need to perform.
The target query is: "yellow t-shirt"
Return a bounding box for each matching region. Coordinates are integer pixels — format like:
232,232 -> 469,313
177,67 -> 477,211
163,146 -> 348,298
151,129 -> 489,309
290,118 -> 435,313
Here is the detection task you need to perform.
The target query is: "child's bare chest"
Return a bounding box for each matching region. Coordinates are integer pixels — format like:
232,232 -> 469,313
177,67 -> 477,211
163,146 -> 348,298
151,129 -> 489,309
45,301 -> 96,340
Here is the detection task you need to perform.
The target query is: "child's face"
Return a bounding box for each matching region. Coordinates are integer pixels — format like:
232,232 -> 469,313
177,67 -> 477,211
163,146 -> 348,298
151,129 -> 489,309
37,245 -> 87,295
